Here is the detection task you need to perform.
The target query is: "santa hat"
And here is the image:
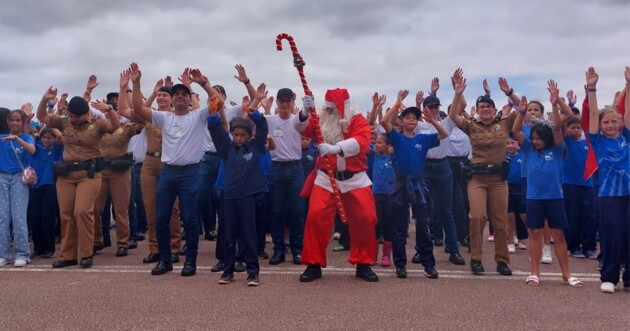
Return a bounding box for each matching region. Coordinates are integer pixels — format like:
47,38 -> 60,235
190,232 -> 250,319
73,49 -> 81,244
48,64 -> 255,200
324,88 -> 351,118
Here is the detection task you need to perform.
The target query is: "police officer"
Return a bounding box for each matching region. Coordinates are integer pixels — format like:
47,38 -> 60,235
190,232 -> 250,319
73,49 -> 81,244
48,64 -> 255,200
37,87 -> 120,268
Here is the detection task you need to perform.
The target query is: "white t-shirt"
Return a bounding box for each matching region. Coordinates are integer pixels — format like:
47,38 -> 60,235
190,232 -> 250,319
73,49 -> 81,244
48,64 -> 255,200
201,105 -> 242,153
414,116 -> 457,159
128,128 -> 147,163
265,114 -> 305,162
152,107 -> 208,165
446,127 -> 471,158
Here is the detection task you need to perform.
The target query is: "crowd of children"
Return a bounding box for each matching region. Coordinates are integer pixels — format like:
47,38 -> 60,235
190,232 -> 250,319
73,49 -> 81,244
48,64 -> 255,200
0,64 -> 628,293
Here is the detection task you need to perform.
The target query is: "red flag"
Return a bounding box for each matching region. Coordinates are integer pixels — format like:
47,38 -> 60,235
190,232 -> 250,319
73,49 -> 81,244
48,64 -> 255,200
581,96 -> 598,180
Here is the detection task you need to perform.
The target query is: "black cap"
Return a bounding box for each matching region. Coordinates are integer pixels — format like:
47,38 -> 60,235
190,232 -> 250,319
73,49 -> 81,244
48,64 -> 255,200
213,85 -> 226,97
277,88 -> 294,100
67,96 -> 89,115
423,95 -> 441,107
400,106 -> 421,119
158,86 -> 172,95
106,92 -> 119,102
170,84 -> 191,96
475,95 -> 495,108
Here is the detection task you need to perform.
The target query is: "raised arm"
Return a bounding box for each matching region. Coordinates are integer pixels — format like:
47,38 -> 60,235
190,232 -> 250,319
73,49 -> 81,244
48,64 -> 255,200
37,87 -> 58,125
368,93 -> 386,125
498,77 -> 520,106
380,90 -> 408,134
449,68 -> 467,128
144,79 -> 164,109
82,75 -> 99,102
117,68 -> 134,120
585,67 -> 599,134
548,86 -> 564,146
130,63 -> 153,123
188,68 -> 219,110
430,77 -> 440,96
234,64 -> 256,101
512,96 -> 528,144
422,107 -> 448,140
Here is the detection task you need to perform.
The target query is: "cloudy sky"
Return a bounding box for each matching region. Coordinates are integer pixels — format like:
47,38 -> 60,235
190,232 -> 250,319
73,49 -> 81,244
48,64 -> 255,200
1,0 -> 629,114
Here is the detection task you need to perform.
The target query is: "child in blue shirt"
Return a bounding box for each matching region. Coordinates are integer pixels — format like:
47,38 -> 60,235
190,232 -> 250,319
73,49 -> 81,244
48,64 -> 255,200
369,134 -> 395,267
562,116 -> 598,259
506,137 -> 527,253
513,91 -> 582,288
27,127 -> 63,258
585,67 -> 630,293
380,90 -> 448,279
207,88 -> 268,287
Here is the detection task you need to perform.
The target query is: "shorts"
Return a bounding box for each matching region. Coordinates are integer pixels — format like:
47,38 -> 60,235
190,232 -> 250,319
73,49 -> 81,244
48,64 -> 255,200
508,184 -> 524,214
525,199 -> 568,229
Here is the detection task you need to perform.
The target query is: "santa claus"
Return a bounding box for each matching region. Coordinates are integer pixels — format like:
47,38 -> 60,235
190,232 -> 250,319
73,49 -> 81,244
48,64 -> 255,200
298,88 -> 378,282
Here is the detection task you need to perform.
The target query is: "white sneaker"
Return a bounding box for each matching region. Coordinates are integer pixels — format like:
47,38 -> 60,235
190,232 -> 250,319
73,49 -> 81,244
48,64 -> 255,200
0,258 -> 8,266
14,259 -> 29,267
600,282 -> 615,293
541,245 -> 553,264
332,232 -> 341,240
508,244 -> 516,254
513,236 -> 518,245
488,235 -> 495,242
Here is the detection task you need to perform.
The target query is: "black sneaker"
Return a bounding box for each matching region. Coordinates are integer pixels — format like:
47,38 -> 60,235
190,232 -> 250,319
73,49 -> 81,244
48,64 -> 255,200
433,238 -> 444,247
247,273 -> 260,286
449,253 -> 466,265
181,261 -> 196,277
424,266 -> 439,279
43,251 -> 55,259
258,251 -> 269,260
211,261 -> 225,273
355,264 -> 379,282
204,231 -> 217,241
218,272 -> 234,284
235,261 -> 246,273
411,252 -> 422,264
170,253 -> 180,264
299,264 -> 322,282
496,261 -> 512,276
470,259 -> 484,275
136,232 -> 146,241
269,251 -> 285,265
80,257 -> 93,268
116,247 -> 128,257
396,265 -> 407,278
143,253 -> 159,264
293,254 -> 302,265
459,238 -> 470,247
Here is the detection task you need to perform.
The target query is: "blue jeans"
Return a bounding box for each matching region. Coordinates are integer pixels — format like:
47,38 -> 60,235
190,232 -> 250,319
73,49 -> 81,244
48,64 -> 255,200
156,164 -> 200,264
0,172 -> 30,260
423,159 -> 459,254
269,161 -> 304,255
448,156 -> 470,242
197,153 -> 220,234
129,162 -> 146,238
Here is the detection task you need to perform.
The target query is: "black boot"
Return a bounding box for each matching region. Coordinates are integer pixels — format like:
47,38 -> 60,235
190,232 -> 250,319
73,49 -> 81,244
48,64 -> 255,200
299,264 -> 322,282
356,264 -> 378,282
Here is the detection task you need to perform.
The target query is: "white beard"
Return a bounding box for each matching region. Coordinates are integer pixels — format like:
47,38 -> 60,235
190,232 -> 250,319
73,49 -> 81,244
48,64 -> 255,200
319,109 -> 344,144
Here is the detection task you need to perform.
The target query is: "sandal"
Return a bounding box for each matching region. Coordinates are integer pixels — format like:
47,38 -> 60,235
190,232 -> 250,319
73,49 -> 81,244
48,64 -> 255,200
526,275 -> 539,286
518,241 -> 527,250
564,276 -> 583,288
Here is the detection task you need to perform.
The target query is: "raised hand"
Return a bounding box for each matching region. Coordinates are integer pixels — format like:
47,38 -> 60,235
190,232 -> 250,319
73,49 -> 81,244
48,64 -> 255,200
120,68 -> 131,88
189,68 -> 207,85
567,90 -> 577,106
585,67 -> 598,87
91,99 -> 111,113
21,102 -> 33,114
547,80 -> 559,104
451,68 -> 463,89
430,77 -> 440,95
233,64 -> 250,83
470,106 -> 477,116
371,92 -> 379,106
415,91 -> 424,106
483,79 -> 491,95
421,106 -> 434,123
178,68 -> 192,87
153,79 -> 164,94
241,95 -> 251,112
498,77 -> 512,94
502,104 -> 511,115
164,76 -> 174,87
60,92 -> 68,100
130,63 -> 142,83
86,75 -> 99,91
43,86 -> 58,100
396,90 -> 409,103
379,94 -> 387,106
454,76 -> 467,95
519,95 -> 528,112
261,96 -> 274,113
209,95 -> 222,115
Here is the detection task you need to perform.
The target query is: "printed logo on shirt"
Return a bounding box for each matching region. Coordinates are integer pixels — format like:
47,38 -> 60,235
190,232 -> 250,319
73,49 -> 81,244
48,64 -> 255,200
414,144 -> 423,151
619,138 -> 628,148
307,155 -> 313,161
243,152 -> 253,161
384,160 -> 392,168
544,152 -> 553,161
517,159 -> 522,164
168,124 -> 183,138
494,124 -> 502,132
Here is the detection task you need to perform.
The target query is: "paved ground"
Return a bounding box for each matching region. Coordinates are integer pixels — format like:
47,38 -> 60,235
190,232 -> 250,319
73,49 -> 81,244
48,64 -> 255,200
1,226 -> 628,330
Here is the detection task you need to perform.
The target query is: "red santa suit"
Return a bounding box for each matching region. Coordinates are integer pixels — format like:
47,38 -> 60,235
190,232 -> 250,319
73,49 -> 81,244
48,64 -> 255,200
299,89 -> 377,267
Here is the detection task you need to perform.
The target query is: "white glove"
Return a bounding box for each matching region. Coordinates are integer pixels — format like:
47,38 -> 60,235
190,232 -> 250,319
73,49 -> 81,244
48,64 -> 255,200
301,96 -> 315,117
318,143 -> 341,156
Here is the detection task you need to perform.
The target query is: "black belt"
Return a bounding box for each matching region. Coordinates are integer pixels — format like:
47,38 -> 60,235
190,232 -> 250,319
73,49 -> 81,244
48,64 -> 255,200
272,160 -> 301,165
471,164 -> 503,175
64,158 -> 104,173
162,163 -> 199,171
426,158 -> 447,163
146,151 -> 161,158
204,151 -> 219,157
447,156 -> 469,161
103,153 -> 132,167
319,169 -> 357,181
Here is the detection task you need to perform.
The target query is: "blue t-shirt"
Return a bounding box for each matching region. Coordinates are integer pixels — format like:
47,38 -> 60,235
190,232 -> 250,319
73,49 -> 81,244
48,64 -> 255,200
29,142 -> 63,188
562,137 -> 593,187
388,130 -> 439,177
301,147 -> 317,176
370,150 -> 394,194
506,151 -> 524,185
0,134 -> 34,174
522,137 -> 564,199
588,127 -> 630,197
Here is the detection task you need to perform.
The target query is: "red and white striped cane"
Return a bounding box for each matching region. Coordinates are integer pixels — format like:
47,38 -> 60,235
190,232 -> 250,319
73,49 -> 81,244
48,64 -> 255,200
276,33 -> 348,223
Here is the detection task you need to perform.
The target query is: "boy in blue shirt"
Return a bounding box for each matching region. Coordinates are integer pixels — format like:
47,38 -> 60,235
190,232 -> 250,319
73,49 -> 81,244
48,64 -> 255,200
207,84 -> 269,286
506,137 -> 527,253
380,90 -> 448,279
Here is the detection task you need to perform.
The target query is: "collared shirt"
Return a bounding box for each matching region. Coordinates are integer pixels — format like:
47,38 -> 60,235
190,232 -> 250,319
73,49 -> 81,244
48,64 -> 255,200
588,127 -> 630,197
100,123 -> 137,159
152,107 -> 208,166
48,115 -> 108,162
458,112 -> 516,165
